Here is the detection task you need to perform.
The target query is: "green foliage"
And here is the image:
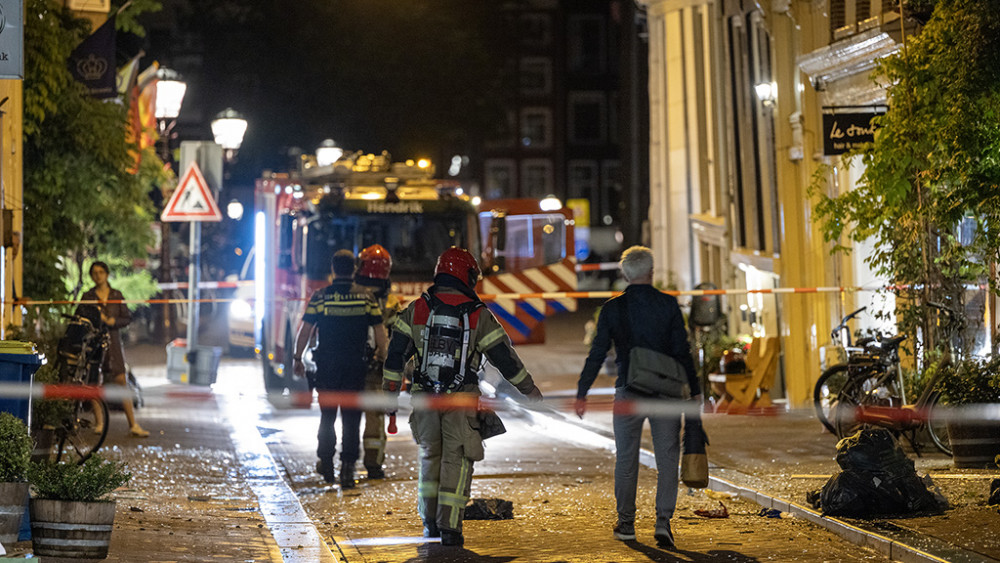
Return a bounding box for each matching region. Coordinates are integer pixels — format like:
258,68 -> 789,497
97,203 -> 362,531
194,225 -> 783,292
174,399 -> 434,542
0,413 -> 33,482
23,0 -> 164,302
810,0 -> 1000,359
28,453 -> 132,502
936,356 -> 1000,405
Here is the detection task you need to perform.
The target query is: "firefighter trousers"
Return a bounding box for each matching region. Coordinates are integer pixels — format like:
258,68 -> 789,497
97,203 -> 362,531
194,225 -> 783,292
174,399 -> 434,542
363,367 -> 386,472
409,388 -> 485,534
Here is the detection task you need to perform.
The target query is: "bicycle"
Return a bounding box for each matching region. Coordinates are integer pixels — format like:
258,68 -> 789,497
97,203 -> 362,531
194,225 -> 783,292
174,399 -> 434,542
832,301 -> 959,456
41,312 -> 112,463
813,306 -> 871,434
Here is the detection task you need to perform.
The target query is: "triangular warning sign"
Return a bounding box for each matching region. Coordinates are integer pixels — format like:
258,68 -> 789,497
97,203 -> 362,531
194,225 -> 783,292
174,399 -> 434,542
161,162 -> 223,222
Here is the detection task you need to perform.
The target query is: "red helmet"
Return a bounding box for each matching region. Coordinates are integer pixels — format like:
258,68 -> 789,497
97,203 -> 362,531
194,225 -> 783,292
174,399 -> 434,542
435,247 -> 481,287
357,244 -> 392,280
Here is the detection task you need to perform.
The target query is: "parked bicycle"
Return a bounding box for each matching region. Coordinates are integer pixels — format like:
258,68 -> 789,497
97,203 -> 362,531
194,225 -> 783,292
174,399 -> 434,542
42,311 -> 112,463
813,306 -> 872,434
831,301 -> 959,456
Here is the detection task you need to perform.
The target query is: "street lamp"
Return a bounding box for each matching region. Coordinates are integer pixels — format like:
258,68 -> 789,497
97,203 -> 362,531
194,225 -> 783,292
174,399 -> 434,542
212,108 -> 248,163
155,67 -> 187,341
316,138 -> 344,167
754,81 -> 777,107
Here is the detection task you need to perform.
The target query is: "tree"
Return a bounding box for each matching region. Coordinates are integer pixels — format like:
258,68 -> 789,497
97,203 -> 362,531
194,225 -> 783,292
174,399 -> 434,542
812,0 -> 1000,356
22,0 -> 165,302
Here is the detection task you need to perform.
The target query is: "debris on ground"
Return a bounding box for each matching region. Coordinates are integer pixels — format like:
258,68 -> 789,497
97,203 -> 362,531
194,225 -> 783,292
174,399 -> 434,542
464,498 -> 514,520
757,508 -> 793,519
705,490 -> 739,501
694,501 -> 729,518
806,429 -> 943,517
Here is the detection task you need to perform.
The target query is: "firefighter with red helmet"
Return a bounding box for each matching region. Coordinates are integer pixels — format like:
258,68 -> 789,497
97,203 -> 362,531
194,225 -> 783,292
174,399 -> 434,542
383,247 -> 543,547
353,244 -> 402,480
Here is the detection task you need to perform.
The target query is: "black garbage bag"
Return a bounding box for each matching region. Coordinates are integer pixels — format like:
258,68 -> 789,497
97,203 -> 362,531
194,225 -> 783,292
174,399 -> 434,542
464,498 -> 514,520
989,478 -> 1000,506
812,429 -> 940,517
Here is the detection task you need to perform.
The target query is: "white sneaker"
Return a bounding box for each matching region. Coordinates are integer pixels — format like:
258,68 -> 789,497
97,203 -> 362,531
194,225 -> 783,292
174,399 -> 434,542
130,424 -> 150,438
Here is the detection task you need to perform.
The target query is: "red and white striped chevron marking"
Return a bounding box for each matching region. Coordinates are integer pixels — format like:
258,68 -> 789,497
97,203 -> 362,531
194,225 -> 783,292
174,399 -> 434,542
478,257 -> 578,343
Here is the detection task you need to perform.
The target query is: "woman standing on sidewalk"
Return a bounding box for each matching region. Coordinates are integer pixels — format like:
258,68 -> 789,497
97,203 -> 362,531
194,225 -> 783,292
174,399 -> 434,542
79,261 -> 149,437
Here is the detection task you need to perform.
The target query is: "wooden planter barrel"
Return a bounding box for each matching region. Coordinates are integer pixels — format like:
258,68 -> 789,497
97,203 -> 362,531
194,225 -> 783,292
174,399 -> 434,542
30,498 -> 116,559
947,421 -> 1000,469
0,482 -> 29,545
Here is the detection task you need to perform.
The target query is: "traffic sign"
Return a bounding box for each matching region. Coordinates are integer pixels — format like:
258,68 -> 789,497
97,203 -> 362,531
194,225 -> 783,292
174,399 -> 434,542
161,161 -> 222,222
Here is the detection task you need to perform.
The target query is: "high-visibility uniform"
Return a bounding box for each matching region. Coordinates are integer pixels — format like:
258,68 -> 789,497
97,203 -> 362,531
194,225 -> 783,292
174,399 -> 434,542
363,292 -> 402,473
383,283 -> 538,535
302,280 -> 383,468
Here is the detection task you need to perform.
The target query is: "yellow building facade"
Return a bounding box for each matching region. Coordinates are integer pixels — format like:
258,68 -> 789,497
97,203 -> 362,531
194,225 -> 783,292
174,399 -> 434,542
639,0 -> 906,406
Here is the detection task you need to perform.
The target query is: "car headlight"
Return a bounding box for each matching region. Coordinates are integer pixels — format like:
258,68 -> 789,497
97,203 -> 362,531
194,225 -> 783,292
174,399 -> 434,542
230,298 -> 253,320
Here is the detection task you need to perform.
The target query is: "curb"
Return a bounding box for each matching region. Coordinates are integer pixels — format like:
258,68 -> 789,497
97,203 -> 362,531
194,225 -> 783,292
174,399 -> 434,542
519,401 -> 991,563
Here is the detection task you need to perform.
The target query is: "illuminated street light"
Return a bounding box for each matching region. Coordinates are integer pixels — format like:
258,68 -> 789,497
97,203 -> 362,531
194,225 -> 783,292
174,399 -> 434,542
227,199 -> 244,221
212,108 -> 249,163
155,68 -> 187,120
540,194 -> 562,211
754,81 -> 777,106
316,138 -> 344,167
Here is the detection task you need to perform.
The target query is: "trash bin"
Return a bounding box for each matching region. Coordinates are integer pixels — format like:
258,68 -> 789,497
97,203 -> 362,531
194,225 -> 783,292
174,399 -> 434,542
0,340 -> 42,423
0,340 -> 42,542
166,339 -> 221,386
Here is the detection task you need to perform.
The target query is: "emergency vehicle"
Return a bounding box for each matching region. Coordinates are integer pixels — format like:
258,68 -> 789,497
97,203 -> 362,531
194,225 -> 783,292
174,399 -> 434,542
251,151 -> 577,393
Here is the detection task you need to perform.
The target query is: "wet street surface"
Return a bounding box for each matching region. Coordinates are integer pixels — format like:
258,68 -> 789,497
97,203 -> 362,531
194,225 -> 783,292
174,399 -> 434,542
9,307 -> 994,562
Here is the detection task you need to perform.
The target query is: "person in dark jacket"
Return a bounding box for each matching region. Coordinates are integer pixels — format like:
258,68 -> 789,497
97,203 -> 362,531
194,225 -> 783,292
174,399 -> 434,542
78,261 -> 148,437
575,245 -> 702,549
293,249 -> 387,489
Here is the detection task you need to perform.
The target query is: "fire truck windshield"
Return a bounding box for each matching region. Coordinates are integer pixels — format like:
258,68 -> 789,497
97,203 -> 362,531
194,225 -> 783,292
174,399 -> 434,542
302,213 -> 474,281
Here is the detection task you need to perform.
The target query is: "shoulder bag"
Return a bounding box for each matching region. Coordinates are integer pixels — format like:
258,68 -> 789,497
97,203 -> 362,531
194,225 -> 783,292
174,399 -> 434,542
621,295 -> 691,399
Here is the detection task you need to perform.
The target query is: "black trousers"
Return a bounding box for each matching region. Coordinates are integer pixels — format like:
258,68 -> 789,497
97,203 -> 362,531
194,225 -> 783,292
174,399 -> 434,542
317,403 -> 363,466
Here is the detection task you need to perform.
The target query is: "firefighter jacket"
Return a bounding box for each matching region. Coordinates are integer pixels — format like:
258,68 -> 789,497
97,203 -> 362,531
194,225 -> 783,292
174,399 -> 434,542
382,284 -> 537,396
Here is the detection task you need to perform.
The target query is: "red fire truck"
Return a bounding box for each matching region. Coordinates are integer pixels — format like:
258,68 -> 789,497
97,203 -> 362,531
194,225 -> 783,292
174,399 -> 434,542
252,151 -> 576,393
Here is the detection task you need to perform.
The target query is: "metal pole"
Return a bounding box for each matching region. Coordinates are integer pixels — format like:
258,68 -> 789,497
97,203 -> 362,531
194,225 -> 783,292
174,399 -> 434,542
186,222 -> 201,382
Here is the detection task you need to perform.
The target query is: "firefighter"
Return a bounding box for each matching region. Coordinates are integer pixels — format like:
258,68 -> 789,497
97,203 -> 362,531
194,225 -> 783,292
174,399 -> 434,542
293,249 -> 387,489
383,246 -> 543,547
353,244 -> 402,480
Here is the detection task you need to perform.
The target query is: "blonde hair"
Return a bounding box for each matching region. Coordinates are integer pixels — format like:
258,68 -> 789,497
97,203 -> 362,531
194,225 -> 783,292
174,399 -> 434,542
620,246 -> 653,281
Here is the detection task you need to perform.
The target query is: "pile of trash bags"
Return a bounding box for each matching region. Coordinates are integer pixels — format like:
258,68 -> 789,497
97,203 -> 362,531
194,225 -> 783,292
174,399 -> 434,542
807,429 -> 946,517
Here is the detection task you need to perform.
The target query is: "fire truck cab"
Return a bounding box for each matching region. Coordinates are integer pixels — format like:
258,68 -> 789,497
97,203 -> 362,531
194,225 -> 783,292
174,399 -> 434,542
254,151 -> 575,394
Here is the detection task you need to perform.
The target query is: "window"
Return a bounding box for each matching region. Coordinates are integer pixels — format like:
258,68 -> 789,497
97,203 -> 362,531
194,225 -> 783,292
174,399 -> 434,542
487,110 -> 517,149
481,213 -> 567,272
568,160 -> 598,200
520,57 -> 553,96
520,107 -> 553,149
521,159 -> 553,198
602,160 -> 622,224
568,15 -> 606,74
569,92 -> 606,144
520,13 -> 553,48
484,159 -> 516,199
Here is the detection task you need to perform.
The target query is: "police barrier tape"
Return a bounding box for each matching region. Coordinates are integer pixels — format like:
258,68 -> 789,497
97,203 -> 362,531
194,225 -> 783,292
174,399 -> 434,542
1,381 -> 998,424
5,284 -> 888,308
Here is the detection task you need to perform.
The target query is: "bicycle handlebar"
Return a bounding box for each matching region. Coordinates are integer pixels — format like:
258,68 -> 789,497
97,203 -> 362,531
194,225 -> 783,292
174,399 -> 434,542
831,306 -> 867,344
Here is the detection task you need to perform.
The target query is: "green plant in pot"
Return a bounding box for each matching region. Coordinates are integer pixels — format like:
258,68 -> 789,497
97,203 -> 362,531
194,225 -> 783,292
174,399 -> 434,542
936,356 -> 1000,469
27,454 -> 131,559
0,412 -> 33,546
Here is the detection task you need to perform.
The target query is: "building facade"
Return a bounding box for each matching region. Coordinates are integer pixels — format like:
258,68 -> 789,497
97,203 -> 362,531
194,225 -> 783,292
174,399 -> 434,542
639,0 -> 909,405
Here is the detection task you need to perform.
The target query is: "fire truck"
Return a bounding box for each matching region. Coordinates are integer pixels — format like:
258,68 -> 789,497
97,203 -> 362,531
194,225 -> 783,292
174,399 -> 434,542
252,151 -> 577,393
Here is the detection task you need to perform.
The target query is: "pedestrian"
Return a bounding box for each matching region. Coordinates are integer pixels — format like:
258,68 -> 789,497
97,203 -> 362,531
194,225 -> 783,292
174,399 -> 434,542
353,244 -> 403,480
382,247 -> 543,547
293,249 -> 387,489
574,245 -> 701,549
78,261 -> 149,437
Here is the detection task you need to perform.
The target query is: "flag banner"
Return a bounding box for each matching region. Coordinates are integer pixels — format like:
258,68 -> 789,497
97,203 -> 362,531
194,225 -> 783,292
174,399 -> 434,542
69,16 -> 117,98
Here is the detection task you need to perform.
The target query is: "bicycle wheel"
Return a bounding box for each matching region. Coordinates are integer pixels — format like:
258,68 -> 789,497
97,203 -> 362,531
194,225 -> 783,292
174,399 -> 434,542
832,373 -> 903,439
925,391 -> 952,456
814,364 -> 850,434
55,399 -> 109,463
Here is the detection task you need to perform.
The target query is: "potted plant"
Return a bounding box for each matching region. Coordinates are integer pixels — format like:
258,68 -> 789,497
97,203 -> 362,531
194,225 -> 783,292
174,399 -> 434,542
0,412 -> 33,546
27,454 -> 131,559
937,356 -> 1000,468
